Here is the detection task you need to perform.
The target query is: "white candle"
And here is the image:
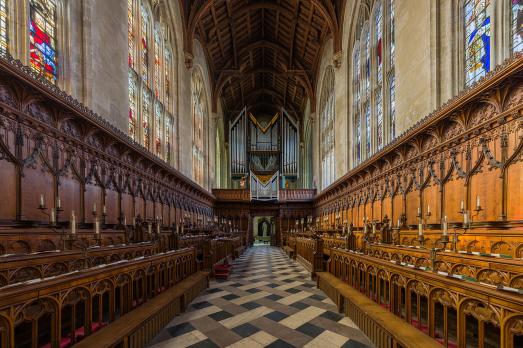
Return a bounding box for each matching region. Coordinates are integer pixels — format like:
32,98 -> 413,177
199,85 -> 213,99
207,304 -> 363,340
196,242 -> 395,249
56,197 -> 61,209
460,200 -> 464,211
464,212 -> 469,225
427,205 -> 430,214
372,223 -> 376,235
417,207 -> 421,215
476,196 -> 480,209
95,218 -> 100,235
50,208 -> 56,224
71,211 -> 76,234
40,194 -> 44,207
397,219 -> 401,227
123,216 -> 127,226
148,223 -> 152,235
157,222 -> 160,235
132,216 -> 136,226
443,215 -> 448,236
103,205 -> 106,214
418,223 -> 423,236
93,203 -> 97,214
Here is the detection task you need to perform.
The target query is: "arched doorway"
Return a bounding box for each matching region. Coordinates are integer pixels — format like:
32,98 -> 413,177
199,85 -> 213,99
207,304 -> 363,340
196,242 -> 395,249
253,216 -> 274,245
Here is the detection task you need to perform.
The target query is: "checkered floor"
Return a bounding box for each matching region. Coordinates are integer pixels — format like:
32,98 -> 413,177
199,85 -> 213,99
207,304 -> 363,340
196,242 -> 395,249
148,246 -> 373,348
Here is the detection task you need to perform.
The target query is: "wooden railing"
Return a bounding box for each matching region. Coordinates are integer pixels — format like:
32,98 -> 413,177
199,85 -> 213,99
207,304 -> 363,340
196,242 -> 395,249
326,247 -> 523,347
212,189 -> 250,201
292,236 -> 323,277
0,242 -> 158,286
279,189 -> 317,202
0,247 -> 200,348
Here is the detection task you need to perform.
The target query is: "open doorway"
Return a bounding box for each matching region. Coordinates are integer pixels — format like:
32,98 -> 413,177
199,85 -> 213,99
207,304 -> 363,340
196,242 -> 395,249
253,216 -> 274,245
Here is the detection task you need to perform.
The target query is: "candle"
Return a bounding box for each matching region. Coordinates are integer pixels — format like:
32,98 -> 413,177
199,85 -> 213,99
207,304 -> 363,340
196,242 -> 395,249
39,194 -> 45,208
476,196 -> 480,209
95,218 -> 100,235
418,223 -> 423,236
417,206 -> 421,215
148,223 -> 152,235
397,219 -> 401,227
132,216 -> 136,226
50,208 -> 56,224
157,222 -> 160,235
372,223 -> 376,235
124,216 -> 127,226
71,211 -> 76,234
103,205 -> 106,214
56,197 -> 61,209
464,212 -> 469,225
460,200 -> 464,211
93,203 -> 97,214
427,205 -> 430,214
443,216 -> 448,236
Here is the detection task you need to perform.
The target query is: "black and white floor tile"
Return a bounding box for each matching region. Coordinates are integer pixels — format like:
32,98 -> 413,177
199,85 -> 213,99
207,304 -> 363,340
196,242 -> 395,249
148,246 -> 373,348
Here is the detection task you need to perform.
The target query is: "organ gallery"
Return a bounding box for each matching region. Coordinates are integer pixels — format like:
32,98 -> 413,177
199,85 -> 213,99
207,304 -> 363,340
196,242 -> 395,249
0,0 -> 522,347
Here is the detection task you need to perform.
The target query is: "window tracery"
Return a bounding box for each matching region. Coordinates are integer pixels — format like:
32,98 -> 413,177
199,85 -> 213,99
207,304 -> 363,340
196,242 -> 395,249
127,0 -> 176,164
320,66 -> 335,189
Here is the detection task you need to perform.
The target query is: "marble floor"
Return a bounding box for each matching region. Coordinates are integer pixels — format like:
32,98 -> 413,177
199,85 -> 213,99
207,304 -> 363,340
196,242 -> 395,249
148,246 -> 373,348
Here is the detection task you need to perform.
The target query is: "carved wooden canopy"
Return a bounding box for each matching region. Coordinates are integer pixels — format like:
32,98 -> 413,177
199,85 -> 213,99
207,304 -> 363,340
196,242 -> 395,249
182,0 -> 345,119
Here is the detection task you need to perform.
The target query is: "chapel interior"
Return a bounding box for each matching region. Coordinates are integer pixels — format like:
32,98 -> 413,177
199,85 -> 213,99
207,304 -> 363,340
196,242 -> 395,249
0,0 -> 522,347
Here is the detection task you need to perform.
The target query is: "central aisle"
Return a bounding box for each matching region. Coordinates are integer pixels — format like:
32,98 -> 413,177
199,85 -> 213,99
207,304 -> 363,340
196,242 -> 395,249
148,246 -> 373,348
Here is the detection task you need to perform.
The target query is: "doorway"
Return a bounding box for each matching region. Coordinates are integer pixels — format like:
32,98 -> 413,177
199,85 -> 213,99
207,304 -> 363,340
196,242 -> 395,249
253,216 -> 274,245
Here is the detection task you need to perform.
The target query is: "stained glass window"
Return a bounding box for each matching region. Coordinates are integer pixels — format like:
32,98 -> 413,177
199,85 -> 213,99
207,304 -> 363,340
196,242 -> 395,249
389,0 -> 396,139
464,0 -> 491,86
154,101 -> 162,156
365,103 -> 371,157
0,0 -> 7,54
374,1 -> 384,150
129,71 -> 138,140
192,70 -> 206,185
153,25 -> 161,99
140,3 -> 150,84
128,0 -> 135,69
363,25 -> 370,98
165,48 -> 172,108
320,67 -> 335,189
513,0 -> 523,53
353,44 -> 361,165
165,115 -> 172,163
29,0 -> 57,83
389,74 -> 396,138
142,88 -> 151,148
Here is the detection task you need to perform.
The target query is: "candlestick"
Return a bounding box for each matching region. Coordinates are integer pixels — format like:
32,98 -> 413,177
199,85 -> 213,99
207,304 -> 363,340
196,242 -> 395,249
476,195 -> 481,210
71,211 -> 76,234
372,222 -> 376,235
56,196 -> 61,209
148,223 -> 152,235
132,216 -> 136,226
39,194 -> 45,208
443,216 -> 448,236
417,206 -> 421,216
418,223 -> 423,236
397,219 -> 400,227
103,205 -> 106,214
93,203 -> 97,214
157,221 -> 160,235
95,217 -> 100,235
50,208 -> 56,224
123,216 -> 127,226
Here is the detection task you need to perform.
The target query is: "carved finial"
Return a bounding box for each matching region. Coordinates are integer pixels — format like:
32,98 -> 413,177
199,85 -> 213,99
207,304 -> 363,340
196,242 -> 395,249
184,52 -> 194,69
332,51 -> 343,69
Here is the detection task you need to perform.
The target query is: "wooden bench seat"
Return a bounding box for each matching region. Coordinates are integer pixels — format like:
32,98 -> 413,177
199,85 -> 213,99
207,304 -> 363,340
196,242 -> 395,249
74,271 -> 209,348
316,272 -> 440,348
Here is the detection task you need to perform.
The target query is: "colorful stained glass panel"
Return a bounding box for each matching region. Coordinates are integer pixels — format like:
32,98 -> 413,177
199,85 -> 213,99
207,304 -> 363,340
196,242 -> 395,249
29,0 -> 57,82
